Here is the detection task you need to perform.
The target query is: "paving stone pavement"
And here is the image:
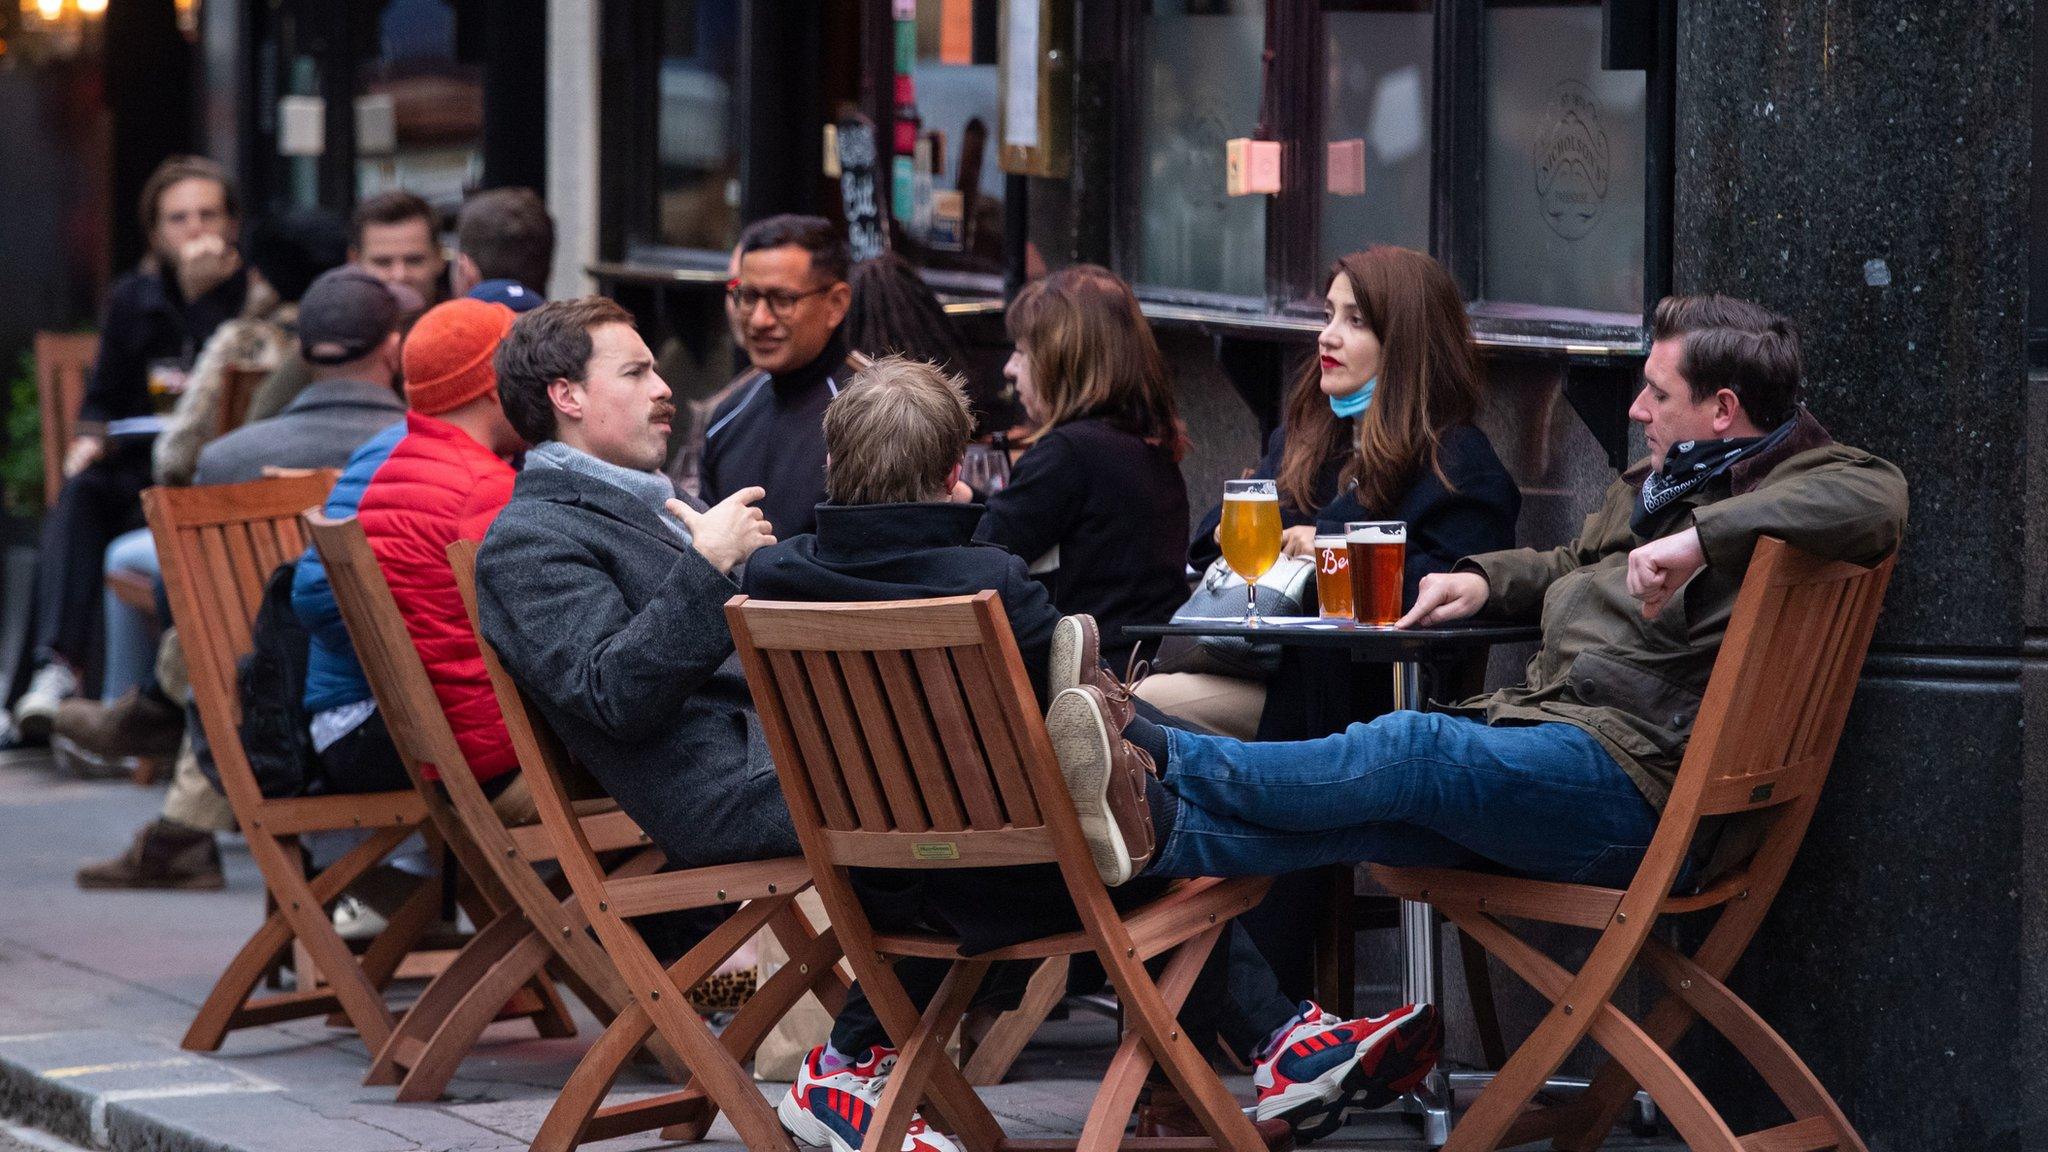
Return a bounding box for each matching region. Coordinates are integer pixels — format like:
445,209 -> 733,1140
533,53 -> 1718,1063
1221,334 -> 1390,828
0,750 -> 1684,1151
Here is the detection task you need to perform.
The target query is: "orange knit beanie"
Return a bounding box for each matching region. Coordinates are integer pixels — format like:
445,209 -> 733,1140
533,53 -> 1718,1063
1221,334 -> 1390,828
402,298 -> 515,415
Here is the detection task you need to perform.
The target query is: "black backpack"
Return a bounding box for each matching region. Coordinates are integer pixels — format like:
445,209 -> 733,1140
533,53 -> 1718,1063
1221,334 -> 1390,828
226,561 -> 318,798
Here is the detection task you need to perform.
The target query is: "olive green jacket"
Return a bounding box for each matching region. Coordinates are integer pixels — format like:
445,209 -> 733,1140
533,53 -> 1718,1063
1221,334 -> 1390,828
1448,408 -> 1908,808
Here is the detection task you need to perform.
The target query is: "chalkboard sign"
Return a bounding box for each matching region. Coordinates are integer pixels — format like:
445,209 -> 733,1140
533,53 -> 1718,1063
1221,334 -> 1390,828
836,113 -> 888,264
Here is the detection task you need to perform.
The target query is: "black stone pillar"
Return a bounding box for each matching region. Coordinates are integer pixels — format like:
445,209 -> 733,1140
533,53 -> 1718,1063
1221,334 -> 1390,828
1671,4 -> 2028,1150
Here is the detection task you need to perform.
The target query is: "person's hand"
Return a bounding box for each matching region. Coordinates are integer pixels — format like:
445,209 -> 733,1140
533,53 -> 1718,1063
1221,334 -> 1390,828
1627,526 -> 1706,621
670,486 -> 774,574
1280,524 -> 1317,558
62,435 -> 104,479
1396,571 -> 1489,629
175,234 -> 240,303
949,480 -> 974,503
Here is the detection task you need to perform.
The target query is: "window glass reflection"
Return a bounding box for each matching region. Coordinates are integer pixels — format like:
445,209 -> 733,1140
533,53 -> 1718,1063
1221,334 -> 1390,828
1138,0 -> 1266,298
1482,1 -> 1645,316
898,0 -> 1004,273
656,0 -> 741,251
1321,2 -> 1434,264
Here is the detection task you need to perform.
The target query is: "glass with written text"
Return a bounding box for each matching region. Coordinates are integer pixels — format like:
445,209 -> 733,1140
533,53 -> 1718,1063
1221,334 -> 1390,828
1314,533 -> 1353,619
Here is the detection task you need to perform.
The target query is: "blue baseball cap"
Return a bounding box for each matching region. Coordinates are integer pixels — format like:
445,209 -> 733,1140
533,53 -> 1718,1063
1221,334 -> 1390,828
466,279 -> 543,312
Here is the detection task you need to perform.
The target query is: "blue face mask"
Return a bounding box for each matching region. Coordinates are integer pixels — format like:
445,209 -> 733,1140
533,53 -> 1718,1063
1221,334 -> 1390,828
1329,376 -> 1376,419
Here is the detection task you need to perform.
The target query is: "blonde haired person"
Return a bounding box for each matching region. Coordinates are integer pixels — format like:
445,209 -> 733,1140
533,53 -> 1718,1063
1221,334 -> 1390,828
974,264 -> 1190,671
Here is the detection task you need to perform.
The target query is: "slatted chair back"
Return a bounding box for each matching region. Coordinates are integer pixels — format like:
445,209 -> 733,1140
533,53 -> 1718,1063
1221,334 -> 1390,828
1368,537 -> 1897,1152
305,511 -> 598,1099
729,590 -> 1275,1151
35,331 -> 96,507
146,474 -> 334,811
1675,537 -> 1894,822
145,475 -> 443,1059
448,540 -> 848,1152
728,591 -> 1066,869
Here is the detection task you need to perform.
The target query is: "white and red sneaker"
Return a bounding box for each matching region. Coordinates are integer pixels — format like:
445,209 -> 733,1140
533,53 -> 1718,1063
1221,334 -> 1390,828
777,1045 -> 961,1152
1252,1001 -> 1442,1142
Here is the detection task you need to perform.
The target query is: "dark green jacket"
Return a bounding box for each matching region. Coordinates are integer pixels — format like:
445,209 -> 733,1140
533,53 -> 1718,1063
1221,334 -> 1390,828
1450,408 -> 1908,807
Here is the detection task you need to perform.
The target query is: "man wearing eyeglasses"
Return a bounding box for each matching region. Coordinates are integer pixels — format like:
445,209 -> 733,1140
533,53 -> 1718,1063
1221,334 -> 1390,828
700,214 -> 867,538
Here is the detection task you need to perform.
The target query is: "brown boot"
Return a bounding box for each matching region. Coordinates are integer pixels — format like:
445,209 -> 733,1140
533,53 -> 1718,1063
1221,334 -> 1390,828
1045,685 -> 1155,885
1050,614 -> 1137,732
1136,1079 -> 1296,1150
77,819 -> 224,890
53,688 -> 185,759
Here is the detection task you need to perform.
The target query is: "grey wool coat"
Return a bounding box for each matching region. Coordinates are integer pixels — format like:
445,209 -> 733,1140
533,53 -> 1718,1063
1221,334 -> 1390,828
474,465 -> 799,867
192,377 -> 405,486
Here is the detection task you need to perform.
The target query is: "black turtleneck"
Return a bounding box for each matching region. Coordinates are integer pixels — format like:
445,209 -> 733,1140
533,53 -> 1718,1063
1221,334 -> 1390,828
699,329 -> 850,538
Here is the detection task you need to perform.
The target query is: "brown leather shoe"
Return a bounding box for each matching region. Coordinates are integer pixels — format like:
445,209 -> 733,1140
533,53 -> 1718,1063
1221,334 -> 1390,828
1050,614 -> 1136,733
1136,1081 -> 1295,1150
1045,685 -> 1154,885
77,819 -> 224,890
53,687 -> 185,759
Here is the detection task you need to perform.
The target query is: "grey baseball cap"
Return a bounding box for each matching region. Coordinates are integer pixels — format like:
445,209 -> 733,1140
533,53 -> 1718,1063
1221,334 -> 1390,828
298,266 -> 425,364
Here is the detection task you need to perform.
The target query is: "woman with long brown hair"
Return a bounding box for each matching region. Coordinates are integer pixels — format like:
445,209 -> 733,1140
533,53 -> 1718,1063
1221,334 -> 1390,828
1141,246 -> 1520,740
975,264 -> 1190,668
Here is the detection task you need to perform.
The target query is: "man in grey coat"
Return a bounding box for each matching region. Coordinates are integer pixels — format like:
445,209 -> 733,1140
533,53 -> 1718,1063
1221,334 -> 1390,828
191,266 -> 417,484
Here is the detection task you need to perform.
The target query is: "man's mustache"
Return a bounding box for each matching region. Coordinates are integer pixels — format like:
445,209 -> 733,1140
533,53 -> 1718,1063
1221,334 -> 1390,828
650,402 -> 677,424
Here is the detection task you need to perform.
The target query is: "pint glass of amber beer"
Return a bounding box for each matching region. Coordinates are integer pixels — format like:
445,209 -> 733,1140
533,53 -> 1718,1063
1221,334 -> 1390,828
1220,479 -> 1282,625
1314,533 -> 1353,619
1345,520 -> 1406,627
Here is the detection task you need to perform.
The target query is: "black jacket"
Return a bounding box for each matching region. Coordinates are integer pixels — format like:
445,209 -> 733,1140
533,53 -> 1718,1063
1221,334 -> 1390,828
1189,424 -> 1346,571
974,417 -> 1189,665
1259,423 -> 1523,740
743,501 -> 1064,704
699,333 -> 862,539
476,465 -> 797,868
83,264 -> 251,429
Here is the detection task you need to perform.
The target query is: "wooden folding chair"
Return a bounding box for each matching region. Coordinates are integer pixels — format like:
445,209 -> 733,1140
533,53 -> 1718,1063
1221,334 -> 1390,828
1371,537 -> 1896,1152
308,511 -> 674,1100
144,475 -> 449,1057
34,330 -> 96,507
449,540 -> 851,1152
728,590 -> 1274,1151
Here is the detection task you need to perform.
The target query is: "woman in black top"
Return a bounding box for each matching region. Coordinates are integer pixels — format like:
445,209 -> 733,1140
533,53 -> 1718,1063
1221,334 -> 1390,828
974,265 -> 1189,668
1150,246 -> 1521,740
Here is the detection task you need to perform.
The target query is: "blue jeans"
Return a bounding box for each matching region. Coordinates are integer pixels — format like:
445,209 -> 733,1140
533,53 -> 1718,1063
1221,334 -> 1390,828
1150,713 -> 1660,889
101,527 -> 161,701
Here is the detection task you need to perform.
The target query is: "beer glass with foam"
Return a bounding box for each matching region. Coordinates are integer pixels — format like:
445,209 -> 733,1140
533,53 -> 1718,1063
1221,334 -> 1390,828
1345,520 -> 1407,627
1220,479 -> 1282,625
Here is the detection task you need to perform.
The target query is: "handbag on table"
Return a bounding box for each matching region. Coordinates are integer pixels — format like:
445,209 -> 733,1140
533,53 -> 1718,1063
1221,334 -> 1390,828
1150,554 -> 1316,681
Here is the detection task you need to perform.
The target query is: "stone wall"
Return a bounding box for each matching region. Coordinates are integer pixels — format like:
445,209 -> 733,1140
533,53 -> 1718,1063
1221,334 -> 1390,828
1672,4 -> 2029,1149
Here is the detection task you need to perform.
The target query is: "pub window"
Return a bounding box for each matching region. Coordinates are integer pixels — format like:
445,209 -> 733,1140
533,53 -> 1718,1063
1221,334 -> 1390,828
1320,0 -> 1436,265
654,0 -> 742,252
1479,0 -> 1646,320
894,0 -> 1007,276
1136,0 -> 1269,300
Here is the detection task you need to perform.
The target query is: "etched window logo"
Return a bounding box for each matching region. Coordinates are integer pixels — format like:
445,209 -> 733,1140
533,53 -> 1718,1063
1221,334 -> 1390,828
1533,81 -> 1610,241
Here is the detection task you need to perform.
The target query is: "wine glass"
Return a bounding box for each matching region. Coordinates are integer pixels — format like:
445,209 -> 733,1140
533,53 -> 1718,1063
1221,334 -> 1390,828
1219,479 -> 1281,626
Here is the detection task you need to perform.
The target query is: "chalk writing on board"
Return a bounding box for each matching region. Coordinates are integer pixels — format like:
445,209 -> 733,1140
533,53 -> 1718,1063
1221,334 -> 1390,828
836,114 -> 888,264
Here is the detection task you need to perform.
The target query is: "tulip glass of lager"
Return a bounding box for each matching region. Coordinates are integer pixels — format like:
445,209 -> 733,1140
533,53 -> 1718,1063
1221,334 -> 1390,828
1345,520 -> 1406,628
1220,479 -> 1282,625
1314,533 -> 1353,619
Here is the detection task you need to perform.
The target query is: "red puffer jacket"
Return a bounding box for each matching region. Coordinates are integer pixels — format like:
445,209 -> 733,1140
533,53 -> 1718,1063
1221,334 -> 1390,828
356,412 -> 517,782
